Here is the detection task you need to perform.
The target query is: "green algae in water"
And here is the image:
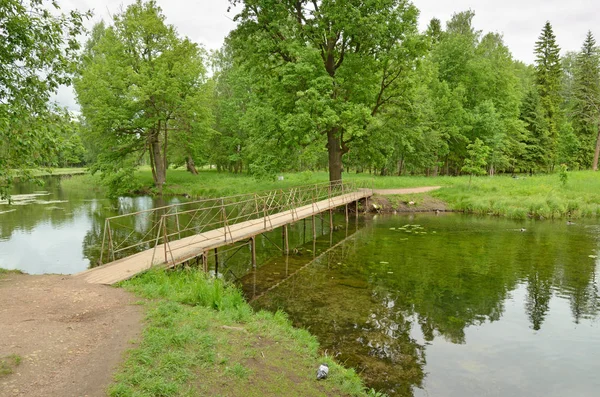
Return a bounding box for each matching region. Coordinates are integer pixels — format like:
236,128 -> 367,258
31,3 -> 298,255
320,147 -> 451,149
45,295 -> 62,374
247,214 -> 600,397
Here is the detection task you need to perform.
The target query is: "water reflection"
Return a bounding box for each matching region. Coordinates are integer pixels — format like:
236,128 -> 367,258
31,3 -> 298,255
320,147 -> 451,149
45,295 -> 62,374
248,214 -> 600,396
0,176 -> 187,274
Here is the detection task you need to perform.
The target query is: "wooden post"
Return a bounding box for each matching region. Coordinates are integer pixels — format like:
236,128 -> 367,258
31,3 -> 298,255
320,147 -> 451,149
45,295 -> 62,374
312,215 -> 316,239
355,200 -> 359,221
176,211 -> 181,239
251,237 -> 257,268
202,251 -> 208,272
214,248 -> 219,276
345,203 -> 349,223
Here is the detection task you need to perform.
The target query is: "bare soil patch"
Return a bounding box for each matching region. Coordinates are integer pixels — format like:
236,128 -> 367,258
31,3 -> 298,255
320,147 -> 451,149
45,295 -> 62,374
0,274 -> 142,397
371,194 -> 449,213
372,186 -> 441,195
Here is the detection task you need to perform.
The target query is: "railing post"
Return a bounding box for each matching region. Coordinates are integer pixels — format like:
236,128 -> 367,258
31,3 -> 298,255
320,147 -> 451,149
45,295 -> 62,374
163,215 -> 168,264
107,221 -> 115,262
176,210 -> 181,239
100,218 -> 108,264
221,198 -> 227,242
151,216 -> 163,266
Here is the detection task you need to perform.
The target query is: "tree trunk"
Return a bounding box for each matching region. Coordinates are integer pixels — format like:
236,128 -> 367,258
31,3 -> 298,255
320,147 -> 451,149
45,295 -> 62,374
593,125 -> 600,171
327,128 -> 343,184
186,156 -> 198,174
150,133 -> 166,191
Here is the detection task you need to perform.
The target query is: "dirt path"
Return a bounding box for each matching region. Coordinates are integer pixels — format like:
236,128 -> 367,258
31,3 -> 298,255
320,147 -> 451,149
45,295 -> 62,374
0,274 -> 142,397
372,186 -> 442,195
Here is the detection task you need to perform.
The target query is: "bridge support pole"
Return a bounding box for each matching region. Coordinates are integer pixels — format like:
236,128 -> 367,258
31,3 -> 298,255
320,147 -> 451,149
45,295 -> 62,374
214,248 -> 219,276
329,209 -> 333,231
251,237 -> 257,268
202,252 -> 208,273
345,203 -> 349,223
282,225 -> 289,255
312,215 -> 316,239
355,200 -> 359,221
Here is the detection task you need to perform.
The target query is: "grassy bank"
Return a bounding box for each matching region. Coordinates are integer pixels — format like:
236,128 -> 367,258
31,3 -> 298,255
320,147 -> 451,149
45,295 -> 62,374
64,168 -> 600,219
0,268 -> 23,277
431,171 -> 600,219
112,269 -> 377,397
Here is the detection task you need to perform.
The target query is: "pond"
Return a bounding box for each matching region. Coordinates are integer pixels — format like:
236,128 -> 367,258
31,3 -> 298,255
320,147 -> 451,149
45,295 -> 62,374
243,213 -> 600,396
0,175 -> 188,274
2,176 -> 599,396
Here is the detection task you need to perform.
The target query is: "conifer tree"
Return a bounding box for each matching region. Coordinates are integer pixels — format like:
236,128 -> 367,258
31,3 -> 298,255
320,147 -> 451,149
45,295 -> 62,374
573,31 -> 600,170
534,22 -> 562,168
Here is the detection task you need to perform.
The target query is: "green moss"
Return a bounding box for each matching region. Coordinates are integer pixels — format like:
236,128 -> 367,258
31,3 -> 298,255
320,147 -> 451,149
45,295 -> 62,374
0,354 -> 22,377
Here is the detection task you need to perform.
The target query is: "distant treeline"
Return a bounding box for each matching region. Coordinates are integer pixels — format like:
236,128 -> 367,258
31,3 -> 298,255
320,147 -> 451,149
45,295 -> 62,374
3,1 -> 599,198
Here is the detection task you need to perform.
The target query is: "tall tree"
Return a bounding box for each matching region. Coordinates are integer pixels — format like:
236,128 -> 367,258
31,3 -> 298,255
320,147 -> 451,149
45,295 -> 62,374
0,0 -> 87,200
75,0 -> 209,193
572,31 -> 600,170
533,22 -> 562,168
228,0 -> 423,183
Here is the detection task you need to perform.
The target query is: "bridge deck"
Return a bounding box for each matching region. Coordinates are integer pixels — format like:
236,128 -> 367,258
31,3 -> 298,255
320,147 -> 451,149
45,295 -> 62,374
75,190 -> 370,285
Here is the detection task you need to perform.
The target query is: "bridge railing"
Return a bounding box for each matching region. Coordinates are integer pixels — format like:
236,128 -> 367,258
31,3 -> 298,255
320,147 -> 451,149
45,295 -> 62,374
99,179 -> 371,264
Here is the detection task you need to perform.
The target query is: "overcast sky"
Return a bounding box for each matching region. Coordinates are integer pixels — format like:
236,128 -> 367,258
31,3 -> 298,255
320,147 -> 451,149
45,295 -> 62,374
54,0 -> 600,110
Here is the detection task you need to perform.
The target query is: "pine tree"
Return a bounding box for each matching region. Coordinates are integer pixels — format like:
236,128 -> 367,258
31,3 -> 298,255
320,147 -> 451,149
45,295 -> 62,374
534,22 -> 562,169
573,31 -> 600,170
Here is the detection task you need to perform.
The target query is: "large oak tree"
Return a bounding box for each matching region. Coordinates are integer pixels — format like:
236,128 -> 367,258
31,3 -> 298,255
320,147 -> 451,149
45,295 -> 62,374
228,0 -> 423,182
75,0 -> 209,193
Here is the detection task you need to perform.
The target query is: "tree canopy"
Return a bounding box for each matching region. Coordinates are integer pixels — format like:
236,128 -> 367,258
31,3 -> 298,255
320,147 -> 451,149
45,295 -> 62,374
74,0 -> 211,195
0,0 -> 87,199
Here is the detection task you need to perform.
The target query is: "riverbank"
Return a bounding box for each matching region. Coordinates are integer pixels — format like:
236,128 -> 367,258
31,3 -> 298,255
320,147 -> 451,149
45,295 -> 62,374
111,268 -> 375,396
60,169 -> 600,219
0,271 -> 142,397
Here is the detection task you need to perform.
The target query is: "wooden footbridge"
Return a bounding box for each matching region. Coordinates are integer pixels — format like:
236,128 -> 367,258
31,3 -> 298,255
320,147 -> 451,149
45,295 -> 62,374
75,181 -> 372,285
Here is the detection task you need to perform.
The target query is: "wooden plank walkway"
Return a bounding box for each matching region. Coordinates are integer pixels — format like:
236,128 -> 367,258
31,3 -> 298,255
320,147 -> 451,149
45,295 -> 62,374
75,190 -> 371,285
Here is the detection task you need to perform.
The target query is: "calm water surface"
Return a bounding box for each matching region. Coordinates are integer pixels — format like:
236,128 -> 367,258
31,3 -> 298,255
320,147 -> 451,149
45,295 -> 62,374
0,176 -> 188,274
244,214 -> 600,396
2,177 -> 600,396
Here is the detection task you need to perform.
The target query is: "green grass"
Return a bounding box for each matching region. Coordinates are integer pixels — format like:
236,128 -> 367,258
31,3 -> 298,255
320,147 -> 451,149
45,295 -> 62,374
66,167 -> 600,219
111,268 -> 376,397
133,167 -> 452,198
0,354 -> 22,377
432,171 -> 600,219
0,268 -> 23,277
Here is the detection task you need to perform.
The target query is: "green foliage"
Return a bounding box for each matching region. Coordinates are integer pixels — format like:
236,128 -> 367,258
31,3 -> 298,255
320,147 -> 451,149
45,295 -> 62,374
75,0 -> 211,193
462,138 -> 490,183
227,0 -> 424,181
0,0 -> 88,199
558,163 -> 569,186
571,31 -> 600,170
534,22 -> 563,166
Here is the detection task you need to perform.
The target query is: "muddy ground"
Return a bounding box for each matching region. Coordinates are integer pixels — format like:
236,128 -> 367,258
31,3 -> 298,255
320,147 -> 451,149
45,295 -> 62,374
0,274 -> 142,397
